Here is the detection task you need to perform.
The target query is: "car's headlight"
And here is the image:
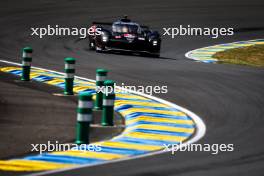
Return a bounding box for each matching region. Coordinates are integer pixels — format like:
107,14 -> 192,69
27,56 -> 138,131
102,35 -> 108,42
152,40 -> 158,46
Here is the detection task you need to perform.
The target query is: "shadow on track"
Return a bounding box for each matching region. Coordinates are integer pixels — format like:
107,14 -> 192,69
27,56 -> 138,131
76,38 -> 178,61
234,27 -> 264,33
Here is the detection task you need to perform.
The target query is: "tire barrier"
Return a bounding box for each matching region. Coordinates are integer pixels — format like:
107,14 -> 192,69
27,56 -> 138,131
75,92 -> 93,145
102,80 -> 115,126
64,57 -> 76,95
94,68 -> 108,110
21,47 -> 33,81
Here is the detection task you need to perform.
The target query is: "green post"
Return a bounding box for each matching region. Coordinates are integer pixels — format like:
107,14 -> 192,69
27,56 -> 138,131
75,92 -> 93,145
21,47 -> 33,81
102,80 -> 115,126
94,69 -> 108,110
64,57 -> 76,95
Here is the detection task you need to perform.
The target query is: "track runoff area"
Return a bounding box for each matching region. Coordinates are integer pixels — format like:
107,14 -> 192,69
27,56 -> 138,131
0,52 -> 205,172
185,39 -> 264,63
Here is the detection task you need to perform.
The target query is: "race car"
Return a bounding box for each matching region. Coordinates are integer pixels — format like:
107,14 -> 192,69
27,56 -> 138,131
88,16 -> 161,57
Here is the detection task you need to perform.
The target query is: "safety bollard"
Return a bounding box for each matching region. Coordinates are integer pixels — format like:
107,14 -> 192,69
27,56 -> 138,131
21,47 -> 33,81
94,69 -> 108,110
75,92 -> 93,145
64,57 -> 76,95
102,80 -> 115,126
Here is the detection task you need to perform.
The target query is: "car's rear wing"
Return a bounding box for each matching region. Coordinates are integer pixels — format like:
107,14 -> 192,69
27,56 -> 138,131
91,22 -> 112,31
92,21 -> 149,30
92,22 -> 112,26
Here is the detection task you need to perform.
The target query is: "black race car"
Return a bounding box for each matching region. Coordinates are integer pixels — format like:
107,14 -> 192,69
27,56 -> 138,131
88,16 -> 161,57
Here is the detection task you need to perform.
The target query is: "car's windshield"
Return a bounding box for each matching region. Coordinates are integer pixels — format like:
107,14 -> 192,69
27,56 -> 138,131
112,24 -> 139,34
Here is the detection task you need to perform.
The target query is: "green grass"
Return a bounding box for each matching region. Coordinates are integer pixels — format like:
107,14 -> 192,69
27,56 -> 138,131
213,44 -> 264,67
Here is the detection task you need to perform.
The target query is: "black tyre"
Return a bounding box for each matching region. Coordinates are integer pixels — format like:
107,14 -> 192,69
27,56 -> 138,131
149,53 -> 160,58
95,45 -> 106,53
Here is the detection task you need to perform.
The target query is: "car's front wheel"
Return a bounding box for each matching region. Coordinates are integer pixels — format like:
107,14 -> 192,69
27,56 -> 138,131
95,45 -> 107,53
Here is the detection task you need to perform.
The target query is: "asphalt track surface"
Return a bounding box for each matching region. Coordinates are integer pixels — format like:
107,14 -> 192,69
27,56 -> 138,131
0,0 -> 264,175
0,70 -> 77,160
0,68 -> 123,160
